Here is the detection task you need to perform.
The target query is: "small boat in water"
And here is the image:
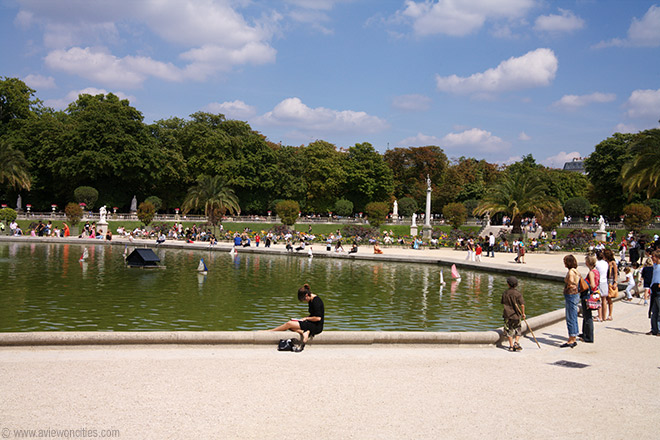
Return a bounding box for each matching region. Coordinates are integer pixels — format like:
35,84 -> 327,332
451,264 -> 461,280
197,258 -> 208,275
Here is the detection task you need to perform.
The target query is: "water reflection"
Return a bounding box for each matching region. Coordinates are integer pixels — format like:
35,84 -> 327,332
0,242 -> 565,332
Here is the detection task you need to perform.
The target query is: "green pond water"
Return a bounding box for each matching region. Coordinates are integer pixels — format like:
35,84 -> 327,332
0,242 -> 565,332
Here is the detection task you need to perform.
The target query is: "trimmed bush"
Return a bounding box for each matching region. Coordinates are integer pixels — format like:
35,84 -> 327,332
276,200 -> 300,226
74,186 -> 99,210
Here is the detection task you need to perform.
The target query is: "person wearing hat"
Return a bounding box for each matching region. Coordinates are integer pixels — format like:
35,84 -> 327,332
501,276 -> 525,352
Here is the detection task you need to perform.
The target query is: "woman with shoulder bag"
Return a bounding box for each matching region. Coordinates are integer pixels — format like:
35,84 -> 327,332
562,254 -> 580,348
580,255 -> 601,343
603,249 -> 618,321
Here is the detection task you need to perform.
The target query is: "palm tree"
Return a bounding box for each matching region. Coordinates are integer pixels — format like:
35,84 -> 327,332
474,173 -> 560,234
0,140 -> 31,191
621,129 -> 660,199
181,175 -> 240,227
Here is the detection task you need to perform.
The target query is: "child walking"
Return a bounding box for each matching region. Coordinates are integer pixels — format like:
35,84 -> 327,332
501,276 -> 525,352
623,267 -> 635,301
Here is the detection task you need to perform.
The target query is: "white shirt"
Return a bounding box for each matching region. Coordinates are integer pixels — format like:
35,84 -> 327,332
595,259 -> 609,292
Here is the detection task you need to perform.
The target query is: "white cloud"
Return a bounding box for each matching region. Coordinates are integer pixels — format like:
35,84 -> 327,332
595,5 -> 660,48
534,8 -> 585,33
398,132 -> 443,146
392,94 -> 432,112
624,88 -> 660,120
257,97 -> 388,133
497,155 -> 521,166
45,47 -> 183,89
203,100 -> 257,120
552,92 -> 616,110
398,0 -> 535,37
542,151 -> 581,168
440,127 -> 508,152
23,74 -> 56,89
614,123 -> 638,134
518,131 -> 531,141
436,48 -> 558,95
17,0 -> 279,87
43,87 -> 135,110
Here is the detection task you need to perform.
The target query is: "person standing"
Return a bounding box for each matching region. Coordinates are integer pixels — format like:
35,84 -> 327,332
595,250 -> 609,322
581,255 -> 600,343
488,232 -> 495,258
603,249 -> 618,321
562,254 -> 580,348
501,276 -> 525,352
647,250 -> 660,336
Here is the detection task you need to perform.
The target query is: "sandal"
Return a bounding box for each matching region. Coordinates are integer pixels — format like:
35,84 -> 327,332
606,317 -> 613,321
508,346 -> 516,352
514,343 -> 522,351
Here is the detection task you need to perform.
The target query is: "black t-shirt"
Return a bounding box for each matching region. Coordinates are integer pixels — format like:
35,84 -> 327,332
309,296 -> 324,322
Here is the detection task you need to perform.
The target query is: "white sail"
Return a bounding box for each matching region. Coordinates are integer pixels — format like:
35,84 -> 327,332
197,258 -> 208,273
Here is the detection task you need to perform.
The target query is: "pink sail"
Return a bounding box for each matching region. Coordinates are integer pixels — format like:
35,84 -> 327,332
451,264 -> 461,279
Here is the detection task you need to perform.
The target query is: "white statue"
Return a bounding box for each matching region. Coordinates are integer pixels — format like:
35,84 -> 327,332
393,200 -> 399,218
598,215 -> 606,232
427,174 -> 431,191
412,213 -> 417,227
99,205 -> 107,223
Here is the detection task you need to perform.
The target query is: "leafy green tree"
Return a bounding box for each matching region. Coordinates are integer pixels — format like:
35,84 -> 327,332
0,207 -> 17,223
643,199 -> 660,216
145,196 -> 163,212
181,175 -> 240,227
0,140 -> 31,190
474,173 -> 561,234
334,199 -> 353,217
563,197 -> 592,218
299,140 -> 346,213
442,202 -> 467,230
74,186 -> 99,210
51,93 -> 178,209
0,77 -> 43,135
584,133 -> 636,217
621,128 -> 660,199
397,197 -> 418,218
137,201 -> 156,227
536,205 -> 564,231
365,201 -> 389,227
65,202 -> 83,226
276,200 -> 300,226
384,146 -> 448,207
343,142 -> 394,212
436,156 -> 499,208
623,203 -> 652,232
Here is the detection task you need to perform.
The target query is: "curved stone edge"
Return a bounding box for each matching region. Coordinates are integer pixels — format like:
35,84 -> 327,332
0,307 -> 568,347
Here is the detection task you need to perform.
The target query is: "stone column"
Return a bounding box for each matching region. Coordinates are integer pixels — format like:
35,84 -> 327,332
423,174 -> 432,239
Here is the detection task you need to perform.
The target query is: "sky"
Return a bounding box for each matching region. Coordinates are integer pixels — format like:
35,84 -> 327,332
2,0 -> 660,168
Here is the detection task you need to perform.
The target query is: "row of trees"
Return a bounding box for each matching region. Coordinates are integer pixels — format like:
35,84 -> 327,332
1,77 -> 659,230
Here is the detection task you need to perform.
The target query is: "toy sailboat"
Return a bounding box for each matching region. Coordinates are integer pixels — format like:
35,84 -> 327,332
197,258 -> 208,275
440,269 -> 446,285
79,247 -> 89,262
230,246 -> 237,255
451,264 -> 461,280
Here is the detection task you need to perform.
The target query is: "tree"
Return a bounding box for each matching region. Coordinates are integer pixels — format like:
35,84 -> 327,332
137,201 -> 156,227
474,173 -> 561,234
442,202 -> 467,230
276,200 -> 300,226
298,140 -> 346,213
621,128 -> 660,199
0,140 -> 31,190
584,133 -> 636,217
384,146 -> 448,207
0,207 -> 17,223
65,202 -> 83,226
343,142 -> 394,212
145,196 -> 163,212
397,197 -> 418,218
74,186 -> 99,210
623,203 -> 652,232
0,77 -> 43,136
563,197 -> 592,218
536,205 -> 564,231
365,202 -> 389,227
643,199 -> 660,216
181,175 -> 240,227
436,156 -> 499,209
334,199 -> 353,217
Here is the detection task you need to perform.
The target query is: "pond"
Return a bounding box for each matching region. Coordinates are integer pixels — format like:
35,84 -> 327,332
0,242 -> 566,332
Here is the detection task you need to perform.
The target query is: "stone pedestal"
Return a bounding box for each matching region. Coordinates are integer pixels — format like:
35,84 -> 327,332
422,225 -> 432,240
595,231 -> 607,242
410,226 -> 418,237
98,221 -> 109,238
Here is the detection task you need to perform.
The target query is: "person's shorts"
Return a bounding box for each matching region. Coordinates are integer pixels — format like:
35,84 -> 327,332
299,320 -> 323,336
503,319 -> 522,337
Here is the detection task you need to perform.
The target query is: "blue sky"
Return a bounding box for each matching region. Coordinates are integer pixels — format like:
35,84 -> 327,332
2,0 -> 660,167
